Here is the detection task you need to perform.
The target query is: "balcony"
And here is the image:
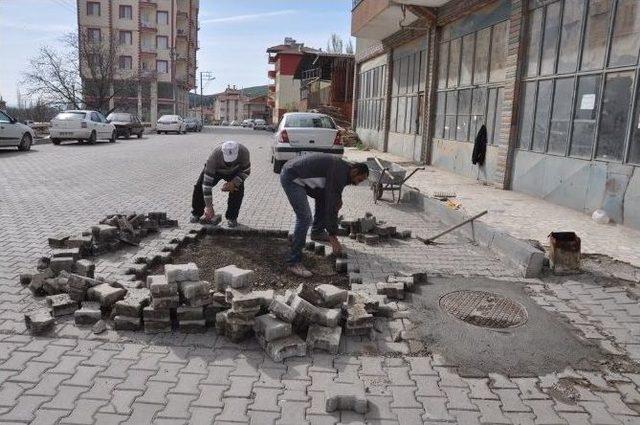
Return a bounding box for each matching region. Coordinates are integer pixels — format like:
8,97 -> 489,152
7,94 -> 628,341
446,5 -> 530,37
140,21 -> 157,32
268,54 -> 277,64
141,44 -> 156,54
351,0 -> 445,39
268,84 -> 276,93
140,69 -> 157,79
268,70 -> 276,79
140,0 -> 157,7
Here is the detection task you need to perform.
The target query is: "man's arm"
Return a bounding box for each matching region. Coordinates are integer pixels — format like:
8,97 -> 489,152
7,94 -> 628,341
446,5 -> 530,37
202,149 -> 222,208
323,162 -> 343,236
231,148 -> 251,187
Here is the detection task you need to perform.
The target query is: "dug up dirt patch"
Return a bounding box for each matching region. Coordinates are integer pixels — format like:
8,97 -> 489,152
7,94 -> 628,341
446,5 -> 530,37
160,233 -> 348,291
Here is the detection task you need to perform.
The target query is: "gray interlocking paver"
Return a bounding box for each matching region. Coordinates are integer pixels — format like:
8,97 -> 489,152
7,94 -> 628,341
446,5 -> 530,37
64,365 -> 104,387
216,397 -> 252,423
171,372 -> 205,395
250,386 -> 282,412
136,380 -> 173,405
60,399 -> 109,424
31,408 -> 73,425
157,393 -> 198,419
120,402 -> 163,425
98,389 -> 141,415
248,410 -> 281,425
276,399 -> 309,425
24,371 -> 68,396
523,400 -> 566,424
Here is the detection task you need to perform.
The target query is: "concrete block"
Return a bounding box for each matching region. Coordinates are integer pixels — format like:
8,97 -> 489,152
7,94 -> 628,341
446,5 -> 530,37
144,320 -> 172,333
363,234 -> 380,245
177,306 -> 204,321
114,288 -> 151,317
204,302 -> 227,325
394,230 -> 412,239
146,274 -> 167,289
325,382 -> 368,413
46,294 -> 78,317
262,334 -> 307,362
315,284 -> 348,308
150,281 -> 178,298
348,292 -> 380,314
19,273 -> 32,286
348,273 -> 362,285
306,325 -> 341,354
43,277 -> 67,295
314,306 -> 342,328
216,311 -> 254,342
25,309 -> 55,334
226,288 -> 262,311
91,224 -> 118,241
269,296 -> 296,323
346,263 -> 360,273
66,235 -> 93,251
180,280 -> 208,301
87,283 -> 127,307
92,319 -> 107,334
49,257 -> 75,274
343,303 -> 374,329
165,263 -> 200,283
179,319 -> 207,333
335,258 -> 348,273
359,217 -> 376,233
376,282 -> 405,300
114,315 -> 142,331
152,296 -> 179,310
296,283 -> 324,306
254,290 -> 274,309
143,306 -> 171,321
214,265 -> 253,290
74,302 -> 102,325
374,226 -> 396,237
253,314 -> 292,341
290,295 -> 320,325
48,234 -> 70,248
52,248 -> 80,261
74,259 -> 95,278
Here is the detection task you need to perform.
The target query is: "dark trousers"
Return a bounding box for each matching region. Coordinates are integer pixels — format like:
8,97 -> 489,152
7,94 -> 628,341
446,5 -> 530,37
191,169 -> 244,220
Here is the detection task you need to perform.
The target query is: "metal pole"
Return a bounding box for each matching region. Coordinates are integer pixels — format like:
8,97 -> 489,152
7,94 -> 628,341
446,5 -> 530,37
200,72 -> 203,125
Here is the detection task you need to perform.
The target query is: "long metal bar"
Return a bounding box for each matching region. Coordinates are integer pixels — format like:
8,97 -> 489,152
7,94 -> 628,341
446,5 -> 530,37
418,210 -> 489,244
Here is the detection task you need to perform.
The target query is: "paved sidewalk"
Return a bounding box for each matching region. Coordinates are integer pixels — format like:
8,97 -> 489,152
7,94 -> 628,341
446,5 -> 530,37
345,148 -> 640,267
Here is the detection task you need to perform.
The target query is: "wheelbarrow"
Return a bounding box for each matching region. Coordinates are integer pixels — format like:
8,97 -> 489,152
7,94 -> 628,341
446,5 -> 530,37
366,157 -> 424,204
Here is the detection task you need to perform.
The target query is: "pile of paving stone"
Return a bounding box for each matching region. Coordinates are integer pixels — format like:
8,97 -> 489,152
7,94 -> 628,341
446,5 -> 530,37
339,213 -> 411,246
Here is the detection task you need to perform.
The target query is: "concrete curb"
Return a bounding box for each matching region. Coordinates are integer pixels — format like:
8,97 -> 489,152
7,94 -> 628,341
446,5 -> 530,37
403,188 -> 545,278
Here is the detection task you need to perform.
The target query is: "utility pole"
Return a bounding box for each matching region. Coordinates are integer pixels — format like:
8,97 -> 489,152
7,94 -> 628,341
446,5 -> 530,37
171,47 -> 177,114
199,71 -> 214,126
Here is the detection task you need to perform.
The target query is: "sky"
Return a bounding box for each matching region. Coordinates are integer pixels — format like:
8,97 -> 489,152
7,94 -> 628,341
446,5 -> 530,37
0,0 -> 354,106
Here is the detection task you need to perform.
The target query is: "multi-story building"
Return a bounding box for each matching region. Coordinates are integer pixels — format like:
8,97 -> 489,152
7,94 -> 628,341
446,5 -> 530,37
351,0 -> 640,230
208,85 -> 270,123
267,38 -> 355,124
77,0 -> 199,125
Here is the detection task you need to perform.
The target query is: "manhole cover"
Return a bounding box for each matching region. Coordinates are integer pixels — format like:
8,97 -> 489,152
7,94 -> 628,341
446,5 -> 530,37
439,290 -> 528,329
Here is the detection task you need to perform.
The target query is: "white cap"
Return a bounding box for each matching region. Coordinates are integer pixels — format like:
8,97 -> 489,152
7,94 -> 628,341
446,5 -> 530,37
221,140 -> 239,162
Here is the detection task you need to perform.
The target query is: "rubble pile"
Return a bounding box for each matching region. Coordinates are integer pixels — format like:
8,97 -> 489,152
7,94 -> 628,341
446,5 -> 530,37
339,213 -> 411,246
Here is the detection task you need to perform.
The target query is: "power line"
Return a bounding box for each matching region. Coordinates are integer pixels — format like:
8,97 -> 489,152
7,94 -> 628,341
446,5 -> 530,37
48,0 -> 75,13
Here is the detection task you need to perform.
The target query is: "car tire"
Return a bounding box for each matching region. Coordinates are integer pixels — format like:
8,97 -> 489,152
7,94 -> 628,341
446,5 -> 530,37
109,131 -> 116,143
124,129 -> 131,139
138,132 -> 143,139
88,131 -> 97,144
156,131 -> 161,134
18,133 -> 32,151
273,160 -> 285,174
52,138 -> 61,145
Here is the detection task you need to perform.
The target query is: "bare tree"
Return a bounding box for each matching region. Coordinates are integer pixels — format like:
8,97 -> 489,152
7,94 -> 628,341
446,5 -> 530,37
327,34 -> 344,53
345,39 -> 354,55
23,32 -> 140,114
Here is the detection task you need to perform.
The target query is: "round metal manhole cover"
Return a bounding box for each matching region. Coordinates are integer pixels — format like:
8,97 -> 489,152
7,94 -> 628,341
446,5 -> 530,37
439,290 -> 528,329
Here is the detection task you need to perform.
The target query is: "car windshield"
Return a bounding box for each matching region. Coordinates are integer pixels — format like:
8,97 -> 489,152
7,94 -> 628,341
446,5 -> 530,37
285,115 -> 334,129
255,119 -> 265,124
55,112 -> 86,120
107,113 -> 131,122
159,115 -> 178,122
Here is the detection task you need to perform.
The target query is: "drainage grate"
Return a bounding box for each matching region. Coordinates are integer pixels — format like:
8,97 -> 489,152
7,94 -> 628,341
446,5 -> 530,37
439,290 -> 528,329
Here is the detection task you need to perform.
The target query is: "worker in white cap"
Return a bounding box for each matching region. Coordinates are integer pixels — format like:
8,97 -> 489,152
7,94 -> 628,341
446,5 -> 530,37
190,140 -> 251,227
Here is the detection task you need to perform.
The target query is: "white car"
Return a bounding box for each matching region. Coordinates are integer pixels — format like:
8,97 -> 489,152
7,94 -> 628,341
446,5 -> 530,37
271,112 -> 343,173
50,110 -> 116,145
0,110 -> 35,151
241,119 -> 254,128
157,115 -> 187,134
253,119 -> 266,130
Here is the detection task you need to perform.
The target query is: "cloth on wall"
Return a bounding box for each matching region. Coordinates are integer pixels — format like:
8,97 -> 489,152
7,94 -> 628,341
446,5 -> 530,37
472,125 -> 487,166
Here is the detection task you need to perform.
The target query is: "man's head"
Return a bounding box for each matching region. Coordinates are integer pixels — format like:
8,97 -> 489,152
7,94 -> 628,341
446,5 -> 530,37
349,162 -> 369,185
221,140 -> 239,164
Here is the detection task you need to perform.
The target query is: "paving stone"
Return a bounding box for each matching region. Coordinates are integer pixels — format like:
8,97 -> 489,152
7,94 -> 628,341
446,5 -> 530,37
269,296 -> 296,323
376,282 -> 405,300
442,386 -> 477,411
306,325 -> 342,354
75,259 -> 95,277
254,314 -> 292,342
188,407 -> 222,425
45,293 -> 78,317
414,375 -> 443,397
74,301 -> 102,325
0,395 -> 51,423
31,409 -> 71,425
315,284 -> 348,308
261,334 -> 307,362
494,388 -> 532,413
178,319 -> 207,333
474,399 -> 511,424
227,288 -> 263,311
114,315 -> 142,331
24,309 -> 55,334
114,288 -> 150,317
49,257 -> 76,274
277,399 -> 309,425
326,381 -> 368,414
249,386 -> 281,412
215,397 -> 251,423
120,403 -> 164,425
215,265 -> 253,290
165,263 -> 200,283
88,283 -> 127,307
417,396 -> 455,422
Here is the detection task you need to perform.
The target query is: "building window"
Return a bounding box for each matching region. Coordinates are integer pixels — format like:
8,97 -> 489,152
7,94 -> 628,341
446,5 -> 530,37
156,60 -> 168,74
157,11 -> 169,25
87,28 -> 101,43
156,36 -> 168,50
389,49 -> 425,135
119,31 -> 132,46
519,0 -> 640,165
119,56 -> 132,70
435,19 -> 508,144
119,5 -> 133,20
87,1 -> 100,16
356,64 -> 386,131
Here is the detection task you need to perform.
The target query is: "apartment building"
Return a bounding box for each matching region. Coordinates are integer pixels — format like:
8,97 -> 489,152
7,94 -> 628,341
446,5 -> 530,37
77,0 -> 199,125
351,0 -> 640,230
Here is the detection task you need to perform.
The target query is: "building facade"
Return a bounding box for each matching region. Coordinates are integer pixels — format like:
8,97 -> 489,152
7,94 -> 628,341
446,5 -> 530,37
351,0 -> 640,230
267,38 -> 355,124
77,0 -> 199,125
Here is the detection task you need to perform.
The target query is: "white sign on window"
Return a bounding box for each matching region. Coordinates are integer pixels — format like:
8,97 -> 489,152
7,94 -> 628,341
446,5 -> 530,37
580,94 -> 596,110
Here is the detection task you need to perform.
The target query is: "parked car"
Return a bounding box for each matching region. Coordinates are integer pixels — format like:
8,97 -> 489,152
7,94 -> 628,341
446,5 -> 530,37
230,120 -> 240,127
0,110 -> 35,151
157,115 -> 187,134
221,120 -> 229,126
253,119 -> 267,130
184,117 -> 203,132
50,110 -> 116,145
106,112 -> 144,139
271,112 -> 343,173
241,119 -> 254,128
